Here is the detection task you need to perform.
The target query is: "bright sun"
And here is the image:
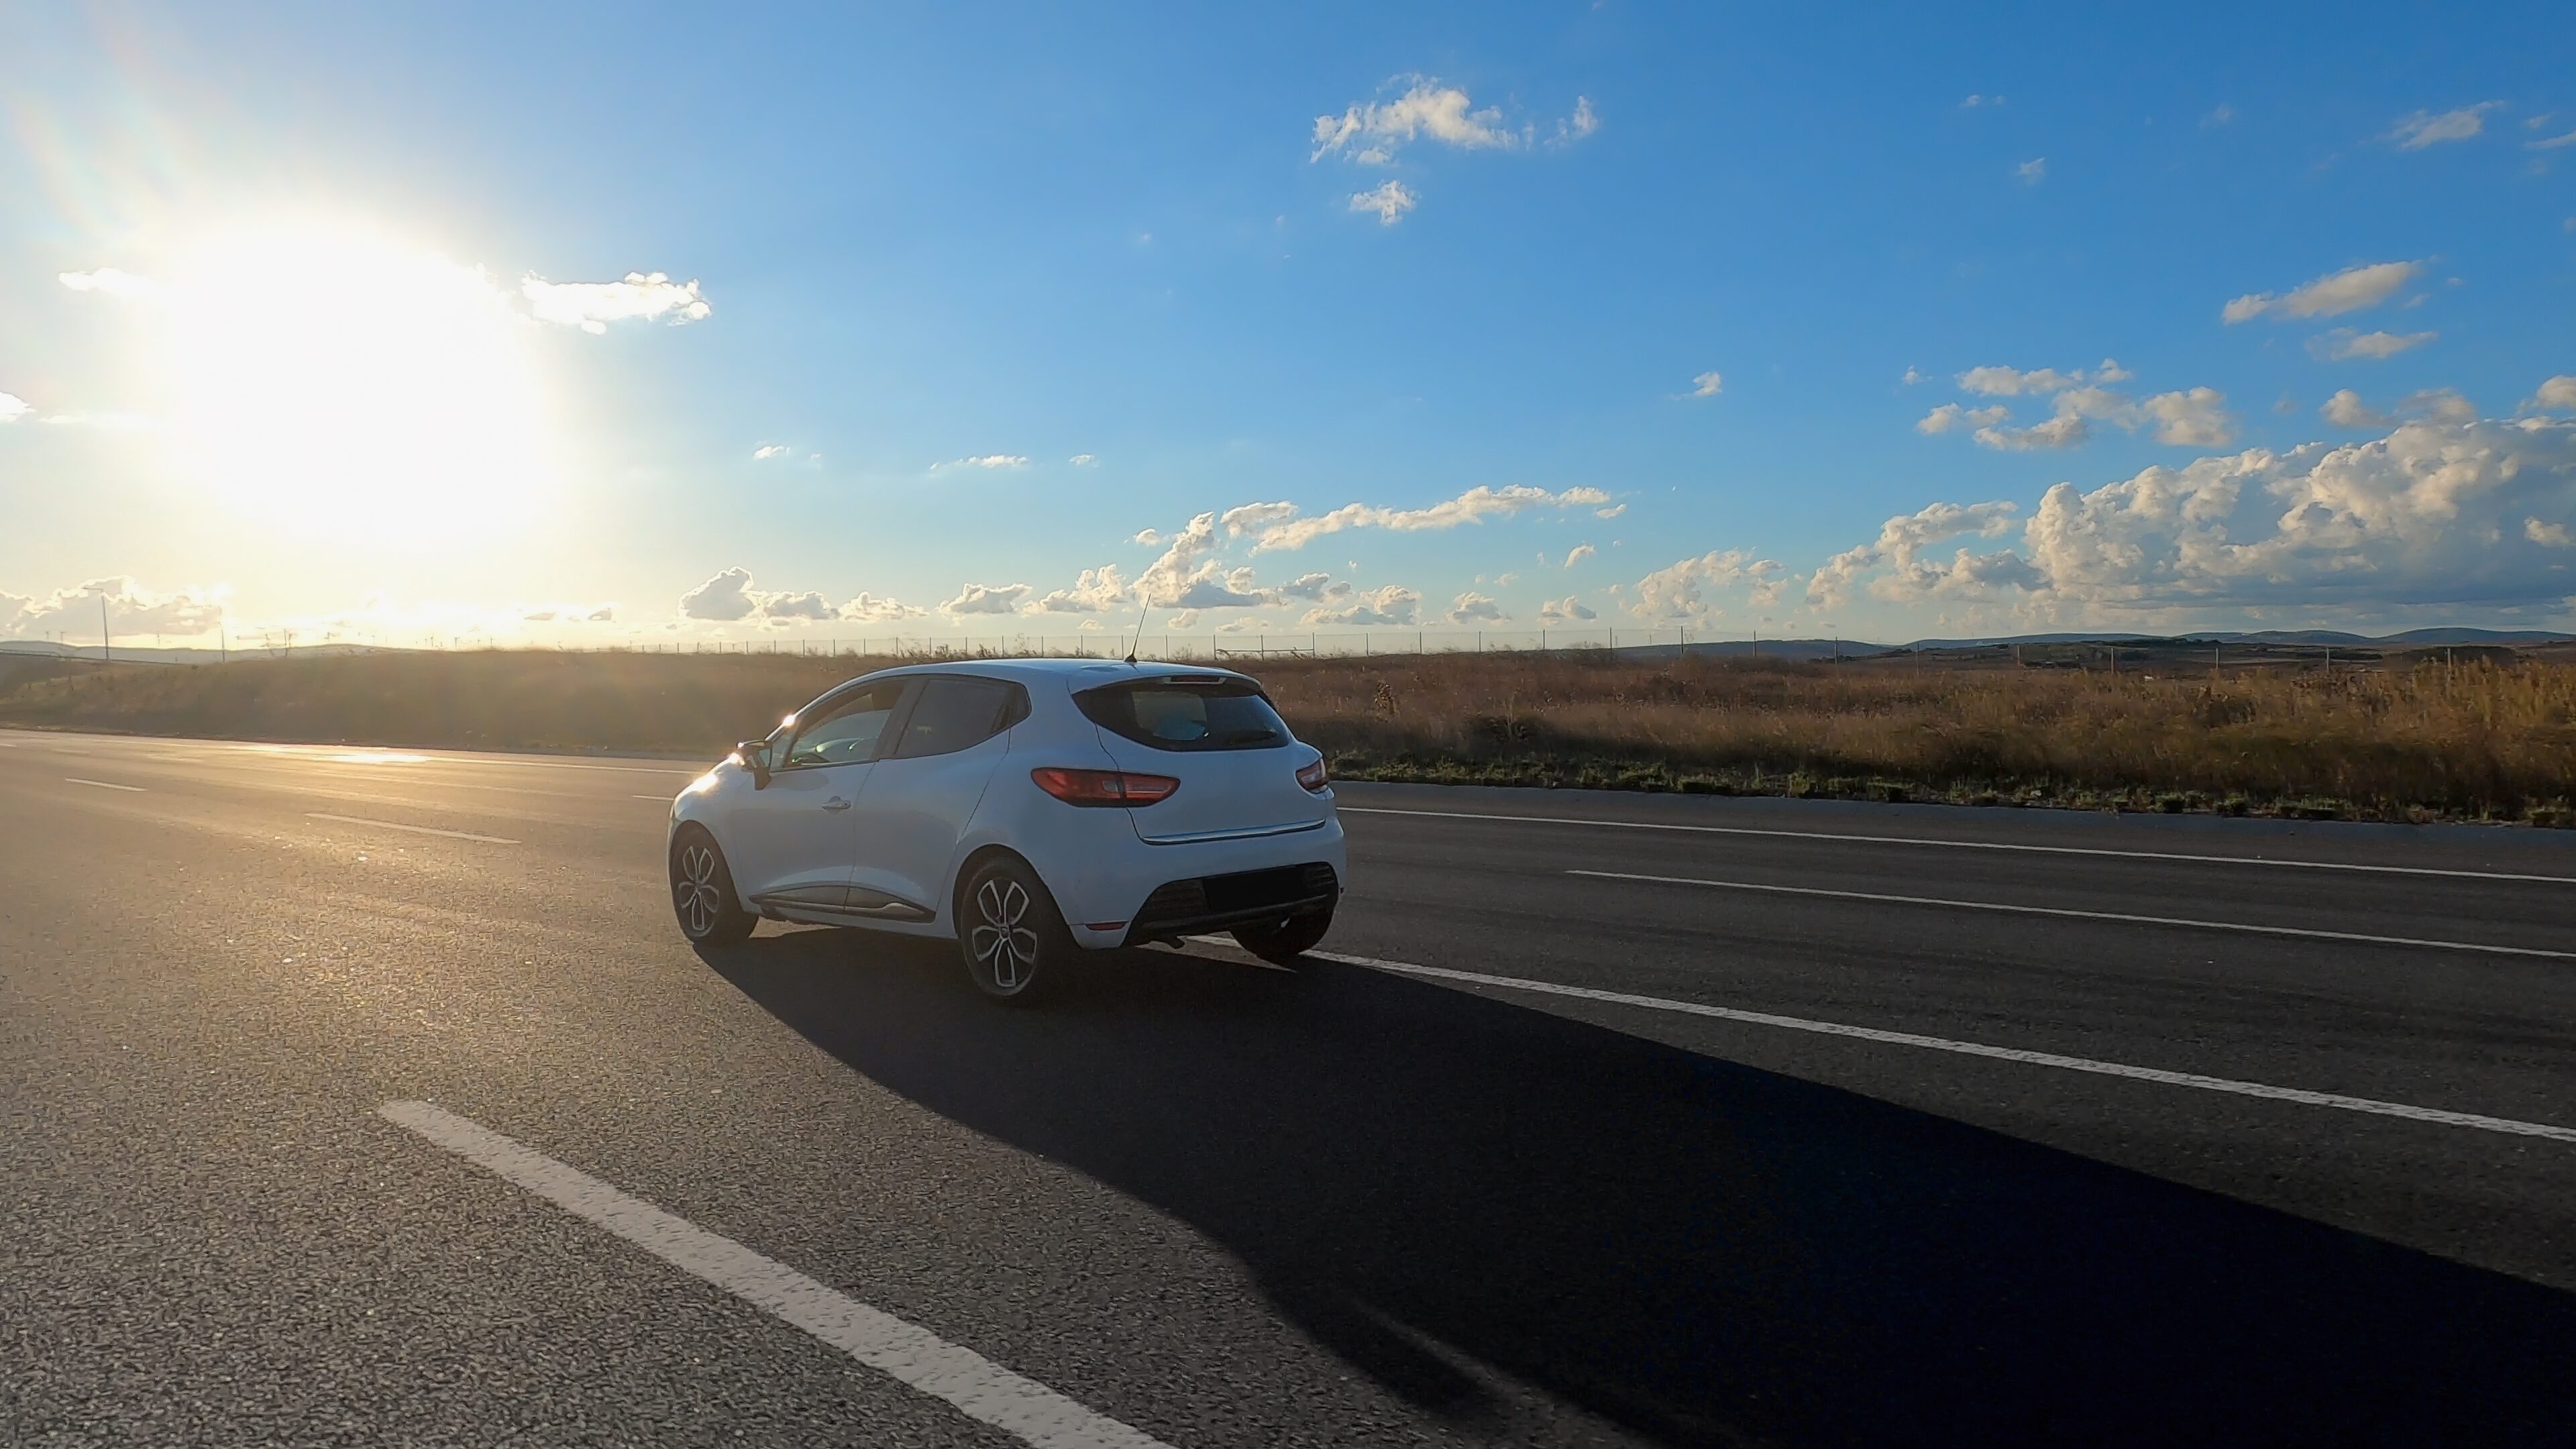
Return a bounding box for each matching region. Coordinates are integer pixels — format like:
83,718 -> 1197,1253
158,224 -> 559,540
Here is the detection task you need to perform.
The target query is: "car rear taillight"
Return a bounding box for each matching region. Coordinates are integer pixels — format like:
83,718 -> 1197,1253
1030,767 -> 1181,807
1296,757 -> 1329,792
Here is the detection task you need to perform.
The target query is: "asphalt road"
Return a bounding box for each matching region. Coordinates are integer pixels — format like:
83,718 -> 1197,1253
7,725 -> 2576,1447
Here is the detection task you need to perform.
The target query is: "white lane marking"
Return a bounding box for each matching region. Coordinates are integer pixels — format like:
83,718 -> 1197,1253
62,777 -> 146,792
1569,868 -> 2576,961
305,812 -> 520,845
1293,952 -> 2576,1144
1338,804 -> 2576,885
379,1102 -> 1172,1449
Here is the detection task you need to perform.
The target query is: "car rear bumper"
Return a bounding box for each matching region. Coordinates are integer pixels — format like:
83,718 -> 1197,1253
1027,808 -> 1347,950
1120,861 -> 1339,945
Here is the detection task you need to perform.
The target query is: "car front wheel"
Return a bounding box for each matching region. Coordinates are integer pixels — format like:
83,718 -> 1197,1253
959,856 -> 1071,1003
670,826 -> 755,946
1232,906 -> 1334,965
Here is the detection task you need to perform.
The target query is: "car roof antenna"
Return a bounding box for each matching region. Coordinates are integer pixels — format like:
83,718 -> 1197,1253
1122,576 -> 1147,665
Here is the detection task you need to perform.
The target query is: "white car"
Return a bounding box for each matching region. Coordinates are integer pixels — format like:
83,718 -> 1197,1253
665,659 -> 1346,1000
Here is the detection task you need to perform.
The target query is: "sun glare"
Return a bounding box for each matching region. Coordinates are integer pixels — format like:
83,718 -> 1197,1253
159,225 -> 558,541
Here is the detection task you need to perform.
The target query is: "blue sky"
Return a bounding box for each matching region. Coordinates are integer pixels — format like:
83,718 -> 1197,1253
3,1 -> 2573,648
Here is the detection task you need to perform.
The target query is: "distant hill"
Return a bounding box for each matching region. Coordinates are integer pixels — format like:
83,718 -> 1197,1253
1904,628 -> 2575,650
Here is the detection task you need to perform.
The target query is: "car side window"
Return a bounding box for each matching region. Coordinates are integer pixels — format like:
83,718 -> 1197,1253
889,677 -> 1024,760
784,682 -> 904,767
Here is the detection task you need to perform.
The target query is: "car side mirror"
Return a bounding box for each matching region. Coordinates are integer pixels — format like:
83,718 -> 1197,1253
735,739 -> 773,788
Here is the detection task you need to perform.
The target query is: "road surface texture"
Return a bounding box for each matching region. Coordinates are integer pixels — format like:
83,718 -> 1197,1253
6,726 -> 2576,1447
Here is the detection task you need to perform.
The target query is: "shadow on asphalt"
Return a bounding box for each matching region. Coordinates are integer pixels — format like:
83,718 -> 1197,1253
698,930 -> 2576,1448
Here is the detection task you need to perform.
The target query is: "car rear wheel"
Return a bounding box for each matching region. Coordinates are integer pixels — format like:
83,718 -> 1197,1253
959,856 -> 1070,1003
670,826 -> 755,946
1232,906 -> 1334,965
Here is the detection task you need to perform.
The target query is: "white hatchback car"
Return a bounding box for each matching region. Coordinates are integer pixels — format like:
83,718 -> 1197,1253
665,659 -> 1346,1000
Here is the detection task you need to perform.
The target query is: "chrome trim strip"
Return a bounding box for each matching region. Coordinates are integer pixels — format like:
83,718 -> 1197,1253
1138,818 -> 1328,846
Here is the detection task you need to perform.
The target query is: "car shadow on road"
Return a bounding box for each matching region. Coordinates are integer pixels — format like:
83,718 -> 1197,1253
698,931 -> 2576,1448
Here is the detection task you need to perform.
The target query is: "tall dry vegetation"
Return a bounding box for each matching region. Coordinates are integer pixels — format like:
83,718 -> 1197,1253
3,646 -> 2571,820
1260,651 -> 2576,820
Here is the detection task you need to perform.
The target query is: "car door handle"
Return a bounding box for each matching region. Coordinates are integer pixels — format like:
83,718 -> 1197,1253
822,796 -> 852,812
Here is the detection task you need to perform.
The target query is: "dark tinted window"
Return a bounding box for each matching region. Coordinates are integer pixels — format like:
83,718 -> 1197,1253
784,681 -> 905,767
890,676 -> 1024,759
1077,679 -> 1290,752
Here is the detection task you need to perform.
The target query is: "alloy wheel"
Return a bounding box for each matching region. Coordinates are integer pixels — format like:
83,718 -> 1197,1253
970,877 -> 1040,991
675,841 -> 723,938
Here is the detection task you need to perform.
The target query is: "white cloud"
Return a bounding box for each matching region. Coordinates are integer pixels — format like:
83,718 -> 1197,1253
1024,565 -> 1132,614
753,444 -> 792,460
2142,387 -> 2237,446
2532,376 -> 2576,411
2017,157 -> 2047,184
58,267 -> 158,298
2397,388 -> 2476,423
1539,595 -> 1597,623
2530,129 -> 2576,151
1811,413 -> 2576,618
0,392 -> 27,424
0,576 -> 229,639
1917,402 -> 2010,434
1069,453 -> 1099,467
1901,366 -> 1927,386
1550,97 -> 1600,148
1960,94 -> 2003,109
1958,365 -> 2082,396
1632,549 -> 1787,621
2387,103 -> 2500,150
1313,78 -> 1521,162
2322,390 -> 2392,428
1131,528 -> 1162,546
521,272 -> 710,333
2224,260 -> 2422,323
1302,584 -> 1420,627
1447,591 -> 1506,624
1807,502 -> 2019,607
1349,180 -> 1418,226
2203,104 -> 2236,128
679,568 -> 922,623
1232,484 -> 1611,553
1688,371 -> 1723,398
932,454 -> 1028,471
941,582 -> 1034,616
2310,329 -> 2437,361
519,605 -> 618,625
1563,543 -> 1595,568
2528,519 -> 2573,547
1595,503 -> 1626,519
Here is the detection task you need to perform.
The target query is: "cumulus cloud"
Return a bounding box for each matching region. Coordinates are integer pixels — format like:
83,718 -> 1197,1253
1688,371 -> 1723,398
2532,376 -> 2576,411
1539,595 -> 1597,623
0,392 -> 27,424
1918,402 -> 2011,434
2528,519 -> 2573,547
1023,566 -> 1132,614
1447,591 -> 1506,623
1550,97 -> 1600,148
678,568 -> 924,624
1313,78 -> 1521,162
2142,387 -> 2237,445
1349,180 -> 1418,225
753,444 -> 792,460
1564,543 -> 1595,568
1130,528 -> 1162,546
1232,484 -> 1613,553
2387,103 -> 2500,150
1303,584 -> 1421,627
1632,550 -> 1788,621
2322,390 -> 2392,428
1069,453 -> 1099,467
1807,502 -> 2020,607
521,272 -> 710,333
2310,329 -> 2437,361
1810,413 -> 2576,619
941,582 -> 1034,616
58,267 -> 158,298
932,454 -> 1028,471
1957,360 -> 2128,395
2224,261 -> 2421,323
0,577 -> 229,639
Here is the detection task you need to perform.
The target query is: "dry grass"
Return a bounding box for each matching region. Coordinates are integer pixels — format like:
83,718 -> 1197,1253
3,646 -> 2572,822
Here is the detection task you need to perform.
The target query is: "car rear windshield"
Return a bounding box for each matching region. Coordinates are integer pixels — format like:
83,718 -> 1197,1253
1077,678 -> 1291,752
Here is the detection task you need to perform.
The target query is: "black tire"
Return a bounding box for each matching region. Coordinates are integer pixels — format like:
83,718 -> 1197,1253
1232,906 -> 1334,965
670,826 -> 755,946
957,856 -> 1072,1003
